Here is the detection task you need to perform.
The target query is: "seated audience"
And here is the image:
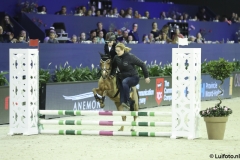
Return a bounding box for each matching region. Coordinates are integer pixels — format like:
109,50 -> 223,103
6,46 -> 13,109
95,10 -> 102,17
38,5 -> 47,14
97,31 -> 105,44
160,12 -> 167,19
55,6 -> 67,15
94,22 -> 107,39
106,9 -> 114,17
188,36 -> 196,43
183,13 -> 188,21
75,7 -> 84,16
8,33 -> 17,43
91,6 -> 96,16
160,32 -> 172,43
19,30 -> 29,42
134,10 -> 139,19
117,30 -> 128,43
1,15 -> 14,35
142,34 -> 150,44
44,30 -> 57,43
127,35 -> 134,43
17,36 -> 26,43
213,15 -> 220,22
81,6 -> 87,15
148,33 -> 155,43
79,32 -> 86,43
0,26 -> 6,42
68,35 -> 78,43
119,9 -> 125,18
87,10 -> 93,16
195,33 -> 204,43
128,23 -> 139,42
88,30 -> 96,40
47,32 -> 59,43
172,29 -> 184,43
150,22 -> 160,41
197,8 -> 208,21
102,9 -> 107,17
113,8 -> 119,17
92,36 -> 98,44
144,11 -> 150,19
125,8 -> 133,18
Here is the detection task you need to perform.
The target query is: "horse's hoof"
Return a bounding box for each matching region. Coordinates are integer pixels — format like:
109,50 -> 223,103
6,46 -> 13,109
130,129 -> 135,132
118,128 -> 124,131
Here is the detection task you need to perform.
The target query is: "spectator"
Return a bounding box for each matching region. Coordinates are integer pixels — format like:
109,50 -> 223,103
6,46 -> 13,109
213,15 -> 220,22
44,30 -> 57,43
87,10 -> 93,16
96,10 -> 102,17
1,15 -> 14,35
106,9 -> 114,17
188,36 -> 196,43
160,32 -> 172,43
183,13 -> 188,21
193,15 -> 198,21
47,32 -> 59,43
38,5 -> 47,14
148,33 -> 155,43
7,33 -> 17,43
233,14 -> 238,23
178,15 -> 183,21
127,35 -> 134,43
105,32 -> 115,41
195,33 -> 204,43
150,22 -> 160,41
223,17 -> 232,25
142,34 -> 150,44
75,7 -> 84,16
128,23 -> 139,42
238,17 -> 240,23
172,28 -> 184,43
134,10 -> 139,19
97,31 -> 105,44
91,6 -> 96,16
56,6 -> 67,15
79,32 -> 86,43
17,36 -> 25,43
95,22 -> 107,39
68,35 -> 78,43
144,11 -> 150,19
172,14 -> 177,21
160,12 -> 167,19
117,30 -> 128,43
81,6 -> 87,15
125,8 -> 133,18
88,30 -> 96,40
119,9 -> 125,18
19,30 -> 29,42
231,13 -> 236,22
92,36 -> 98,44
197,8 -> 208,21
102,9 -> 107,17
160,25 -> 169,35
113,8 -> 119,17
0,26 -> 5,42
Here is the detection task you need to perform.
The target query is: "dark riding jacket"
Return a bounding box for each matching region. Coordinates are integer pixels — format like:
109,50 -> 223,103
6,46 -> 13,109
110,52 -> 149,80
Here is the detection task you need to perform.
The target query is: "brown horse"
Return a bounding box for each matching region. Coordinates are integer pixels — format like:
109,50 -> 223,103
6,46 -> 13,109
92,53 -> 139,131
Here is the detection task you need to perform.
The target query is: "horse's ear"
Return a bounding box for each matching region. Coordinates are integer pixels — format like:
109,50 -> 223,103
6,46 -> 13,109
99,52 -> 104,57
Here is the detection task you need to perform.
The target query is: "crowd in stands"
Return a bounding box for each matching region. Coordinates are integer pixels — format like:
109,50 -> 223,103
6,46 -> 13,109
1,4 -> 240,44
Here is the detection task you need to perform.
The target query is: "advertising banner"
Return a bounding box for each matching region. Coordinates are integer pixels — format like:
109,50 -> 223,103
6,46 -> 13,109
201,74 -> 231,101
0,86 -> 9,124
232,72 -> 240,98
45,81 -> 116,119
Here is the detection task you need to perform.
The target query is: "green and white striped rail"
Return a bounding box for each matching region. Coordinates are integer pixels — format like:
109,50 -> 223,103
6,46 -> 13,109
39,110 -> 172,116
40,130 -> 171,137
39,119 -> 172,127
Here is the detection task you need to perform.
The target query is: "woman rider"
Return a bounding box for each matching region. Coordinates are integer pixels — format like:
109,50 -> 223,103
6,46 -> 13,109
110,43 -> 150,110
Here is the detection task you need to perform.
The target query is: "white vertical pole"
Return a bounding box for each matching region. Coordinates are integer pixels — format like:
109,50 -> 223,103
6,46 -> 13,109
9,49 -> 39,135
171,48 -> 201,139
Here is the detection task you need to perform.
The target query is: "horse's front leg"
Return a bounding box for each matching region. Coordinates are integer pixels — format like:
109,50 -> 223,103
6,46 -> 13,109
92,88 -> 105,108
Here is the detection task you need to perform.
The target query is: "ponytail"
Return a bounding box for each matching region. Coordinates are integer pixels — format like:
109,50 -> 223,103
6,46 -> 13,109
116,43 -> 132,53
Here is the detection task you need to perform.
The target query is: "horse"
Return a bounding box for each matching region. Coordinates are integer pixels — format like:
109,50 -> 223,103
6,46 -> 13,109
92,53 -> 139,131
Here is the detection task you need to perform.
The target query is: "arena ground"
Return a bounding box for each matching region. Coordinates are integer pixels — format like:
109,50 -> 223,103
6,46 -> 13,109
0,97 -> 239,160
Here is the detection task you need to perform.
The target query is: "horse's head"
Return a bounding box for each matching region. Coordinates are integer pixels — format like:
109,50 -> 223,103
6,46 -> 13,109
99,52 -> 112,79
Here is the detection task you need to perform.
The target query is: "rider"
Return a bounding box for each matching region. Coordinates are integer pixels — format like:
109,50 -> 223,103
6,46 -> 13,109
110,43 -> 150,110
104,36 -> 117,60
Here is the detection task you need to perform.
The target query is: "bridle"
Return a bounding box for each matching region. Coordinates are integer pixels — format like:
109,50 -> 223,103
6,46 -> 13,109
100,58 -> 111,79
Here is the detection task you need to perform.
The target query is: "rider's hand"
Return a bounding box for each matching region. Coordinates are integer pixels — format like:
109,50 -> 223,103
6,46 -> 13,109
145,77 -> 150,84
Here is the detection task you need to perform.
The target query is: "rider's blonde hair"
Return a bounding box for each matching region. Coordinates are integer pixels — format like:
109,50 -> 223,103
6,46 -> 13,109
116,43 -> 132,52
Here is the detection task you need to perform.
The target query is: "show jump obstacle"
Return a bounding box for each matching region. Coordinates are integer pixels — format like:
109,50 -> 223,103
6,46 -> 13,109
9,48 -> 201,139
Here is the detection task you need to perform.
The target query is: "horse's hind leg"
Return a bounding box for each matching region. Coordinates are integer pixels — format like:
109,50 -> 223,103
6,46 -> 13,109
131,87 -> 139,132
115,102 -> 126,131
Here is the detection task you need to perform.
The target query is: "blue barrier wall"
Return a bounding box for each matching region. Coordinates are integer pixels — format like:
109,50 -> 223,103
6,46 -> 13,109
0,43 -> 239,72
23,13 -> 240,43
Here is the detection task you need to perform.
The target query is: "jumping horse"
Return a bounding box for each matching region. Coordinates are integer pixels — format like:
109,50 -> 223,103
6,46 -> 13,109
92,53 -> 139,131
